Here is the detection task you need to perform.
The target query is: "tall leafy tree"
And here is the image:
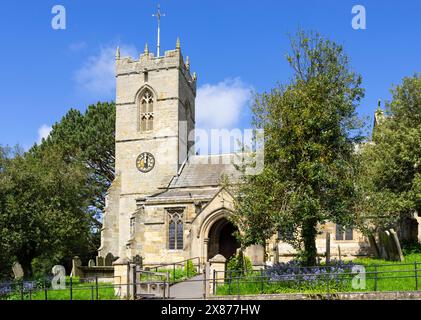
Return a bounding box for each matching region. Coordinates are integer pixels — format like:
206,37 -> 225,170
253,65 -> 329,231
0,102 -> 115,277
231,31 -> 365,265
0,145 -> 94,277
356,74 -> 421,235
41,102 -> 115,219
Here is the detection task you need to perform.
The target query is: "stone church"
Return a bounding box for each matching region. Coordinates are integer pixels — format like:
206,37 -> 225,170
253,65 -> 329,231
98,39 -> 370,267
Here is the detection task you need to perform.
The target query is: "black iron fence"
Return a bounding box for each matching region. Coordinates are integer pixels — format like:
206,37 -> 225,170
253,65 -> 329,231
212,261 -> 421,296
2,261 -> 421,300
0,276 -> 118,301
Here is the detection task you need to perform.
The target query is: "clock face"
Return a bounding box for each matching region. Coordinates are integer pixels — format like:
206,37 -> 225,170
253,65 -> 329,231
136,152 -> 155,173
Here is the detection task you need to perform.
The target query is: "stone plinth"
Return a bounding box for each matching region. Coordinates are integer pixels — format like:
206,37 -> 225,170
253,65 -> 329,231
209,254 -> 226,295
113,257 -> 131,299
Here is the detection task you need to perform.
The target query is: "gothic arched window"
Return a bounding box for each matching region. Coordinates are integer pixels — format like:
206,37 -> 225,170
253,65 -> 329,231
168,208 -> 184,250
139,89 -> 154,132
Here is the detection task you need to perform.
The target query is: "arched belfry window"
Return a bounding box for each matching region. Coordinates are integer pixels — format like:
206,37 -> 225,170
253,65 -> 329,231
139,89 -> 154,132
167,208 -> 184,250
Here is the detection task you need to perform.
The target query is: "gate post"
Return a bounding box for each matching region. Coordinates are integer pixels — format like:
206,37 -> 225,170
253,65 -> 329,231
209,254 -> 226,296
113,257 -> 131,299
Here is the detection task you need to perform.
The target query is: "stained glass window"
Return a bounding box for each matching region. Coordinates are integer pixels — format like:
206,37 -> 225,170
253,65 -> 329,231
169,221 -> 176,249
168,209 -> 184,250
176,221 -> 183,250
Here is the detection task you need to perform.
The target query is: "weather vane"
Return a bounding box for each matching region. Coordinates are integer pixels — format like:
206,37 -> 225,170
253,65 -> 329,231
152,4 -> 165,57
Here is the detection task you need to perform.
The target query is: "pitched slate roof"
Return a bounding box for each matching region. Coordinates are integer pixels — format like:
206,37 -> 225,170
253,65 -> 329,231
149,188 -> 219,200
168,154 -> 242,188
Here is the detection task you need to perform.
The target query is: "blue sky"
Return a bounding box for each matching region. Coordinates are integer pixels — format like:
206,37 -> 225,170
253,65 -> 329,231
0,0 -> 420,150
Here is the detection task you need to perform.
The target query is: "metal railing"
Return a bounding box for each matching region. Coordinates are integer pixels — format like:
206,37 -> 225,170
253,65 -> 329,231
211,261 -> 421,297
0,276 -> 118,301
145,257 -> 201,283
2,261 -> 421,300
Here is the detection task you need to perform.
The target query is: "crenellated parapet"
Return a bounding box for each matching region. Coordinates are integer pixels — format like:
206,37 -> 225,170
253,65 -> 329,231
115,38 -> 197,94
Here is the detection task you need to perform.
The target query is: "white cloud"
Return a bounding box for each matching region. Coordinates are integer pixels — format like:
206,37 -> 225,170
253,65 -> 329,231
196,78 -> 252,130
195,78 -> 253,155
75,44 -> 137,98
37,125 -> 52,144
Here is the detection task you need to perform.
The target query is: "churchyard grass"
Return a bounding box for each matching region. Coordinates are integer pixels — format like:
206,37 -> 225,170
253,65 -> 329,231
352,253 -> 421,292
215,254 -> 421,296
4,277 -> 118,300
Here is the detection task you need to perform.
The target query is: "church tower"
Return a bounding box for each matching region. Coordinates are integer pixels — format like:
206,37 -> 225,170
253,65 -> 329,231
99,40 -> 197,258
115,40 -> 196,195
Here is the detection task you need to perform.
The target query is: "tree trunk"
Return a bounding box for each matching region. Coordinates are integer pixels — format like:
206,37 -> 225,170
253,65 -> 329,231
302,218 -> 318,266
18,258 -> 33,279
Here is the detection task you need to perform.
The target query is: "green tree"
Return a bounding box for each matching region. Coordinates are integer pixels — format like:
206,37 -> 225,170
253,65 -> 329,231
231,31 -> 365,266
41,102 -> 115,215
0,144 -> 94,277
0,102 -> 115,277
356,74 -> 421,235
0,145 -> 14,278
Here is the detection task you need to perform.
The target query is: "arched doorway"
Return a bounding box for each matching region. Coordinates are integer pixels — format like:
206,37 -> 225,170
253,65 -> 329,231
207,218 -> 240,260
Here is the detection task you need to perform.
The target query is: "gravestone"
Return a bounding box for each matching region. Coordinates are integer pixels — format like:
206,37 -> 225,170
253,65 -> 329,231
378,229 -> 404,262
96,256 -> 104,267
378,230 -> 390,260
244,245 -> 264,266
88,259 -> 95,267
104,253 -> 113,266
12,262 -> 24,279
368,234 -> 380,258
389,229 -> 404,262
71,256 -> 83,277
385,231 -> 396,260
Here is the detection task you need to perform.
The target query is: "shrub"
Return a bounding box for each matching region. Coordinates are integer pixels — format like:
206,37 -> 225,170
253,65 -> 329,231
264,259 -> 355,290
227,251 -> 253,277
184,260 -> 196,278
401,240 -> 421,256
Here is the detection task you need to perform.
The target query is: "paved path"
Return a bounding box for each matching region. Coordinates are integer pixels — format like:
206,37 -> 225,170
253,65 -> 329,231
169,275 -> 204,300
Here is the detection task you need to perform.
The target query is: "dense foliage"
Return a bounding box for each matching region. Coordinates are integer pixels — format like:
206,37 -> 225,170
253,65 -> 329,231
356,74 -> 420,234
227,251 -> 253,276
0,102 -> 115,278
231,31 -> 365,265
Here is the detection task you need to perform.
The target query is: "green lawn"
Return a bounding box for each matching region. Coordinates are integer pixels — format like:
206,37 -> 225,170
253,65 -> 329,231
3,266 -> 198,300
215,253 -> 421,296
5,277 -> 117,300
352,253 -> 421,292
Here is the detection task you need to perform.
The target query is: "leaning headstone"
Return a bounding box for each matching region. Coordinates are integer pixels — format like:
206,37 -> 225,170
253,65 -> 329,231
12,262 -> 24,280
389,229 -> 404,262
378,230 -> 390,260
244,245 -> 264,266
96,256 -> 104,267
386,230 -> 399,260
368,234 -> 380,258
104,253 -> 113,266
88,259 -> 95,267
